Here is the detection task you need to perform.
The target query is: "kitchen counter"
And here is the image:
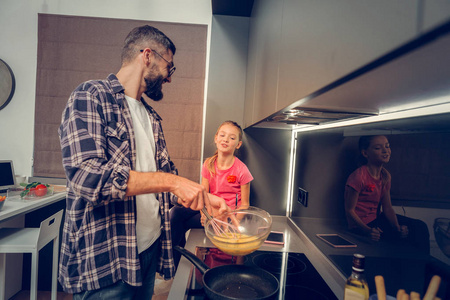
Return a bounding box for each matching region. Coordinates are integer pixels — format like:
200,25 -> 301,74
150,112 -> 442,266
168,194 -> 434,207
290,217 -> 428,259
290,217 -> 450,298
168,215 -> 346,299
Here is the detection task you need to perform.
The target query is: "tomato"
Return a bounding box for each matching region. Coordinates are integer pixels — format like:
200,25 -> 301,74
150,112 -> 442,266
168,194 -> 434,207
34,184 -> 47,197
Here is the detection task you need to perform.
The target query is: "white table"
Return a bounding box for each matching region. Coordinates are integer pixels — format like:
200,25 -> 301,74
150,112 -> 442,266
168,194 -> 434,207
0,192 -> 66,223
0,191 -> 66,299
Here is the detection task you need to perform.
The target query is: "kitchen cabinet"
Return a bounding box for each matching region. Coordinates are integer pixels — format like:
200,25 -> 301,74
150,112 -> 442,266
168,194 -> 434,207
244,0 -> 450,128
243,0 -> 283,128
278,0 -> 417,112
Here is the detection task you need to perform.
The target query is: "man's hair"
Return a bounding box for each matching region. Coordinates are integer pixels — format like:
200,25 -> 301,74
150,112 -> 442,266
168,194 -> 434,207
121,25 -> 176,64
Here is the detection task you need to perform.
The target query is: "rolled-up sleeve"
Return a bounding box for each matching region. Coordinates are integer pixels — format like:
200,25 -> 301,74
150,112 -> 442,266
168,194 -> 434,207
112,164 -> 130,199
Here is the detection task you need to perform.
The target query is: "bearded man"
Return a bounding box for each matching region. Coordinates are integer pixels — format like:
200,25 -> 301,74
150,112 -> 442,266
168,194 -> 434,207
58,25 -> 228,300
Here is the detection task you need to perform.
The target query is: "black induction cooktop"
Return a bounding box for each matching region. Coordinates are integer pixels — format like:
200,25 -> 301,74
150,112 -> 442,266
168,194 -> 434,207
186,247 -> 338,300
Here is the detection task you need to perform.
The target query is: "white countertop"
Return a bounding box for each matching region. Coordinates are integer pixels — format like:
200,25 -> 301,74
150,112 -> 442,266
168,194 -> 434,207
0,191 -> 66,223
168,215 -> 346,300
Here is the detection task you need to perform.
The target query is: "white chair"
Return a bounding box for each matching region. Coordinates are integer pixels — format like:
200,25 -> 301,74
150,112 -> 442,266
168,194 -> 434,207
0,209 -> 64,300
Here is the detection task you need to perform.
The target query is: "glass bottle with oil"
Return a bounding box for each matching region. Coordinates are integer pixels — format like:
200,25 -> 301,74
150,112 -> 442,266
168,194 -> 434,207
344,253 -> 369,300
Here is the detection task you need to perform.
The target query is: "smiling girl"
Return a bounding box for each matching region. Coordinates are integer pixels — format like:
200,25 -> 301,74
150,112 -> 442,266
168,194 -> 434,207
170,121 -> 253,268
201,120 -> 253,210
344,135 -> 429,254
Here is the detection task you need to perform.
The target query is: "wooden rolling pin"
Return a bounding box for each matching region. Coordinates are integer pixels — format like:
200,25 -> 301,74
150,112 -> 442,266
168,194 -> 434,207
423,275 -> 441,300
375,275 -> 386,300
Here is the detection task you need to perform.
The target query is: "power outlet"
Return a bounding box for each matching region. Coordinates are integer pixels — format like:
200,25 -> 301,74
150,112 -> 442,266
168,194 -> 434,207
298,187 -> 308,207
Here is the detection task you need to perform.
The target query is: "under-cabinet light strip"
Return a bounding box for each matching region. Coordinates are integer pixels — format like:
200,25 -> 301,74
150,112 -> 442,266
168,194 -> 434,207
286,129 -> 297,217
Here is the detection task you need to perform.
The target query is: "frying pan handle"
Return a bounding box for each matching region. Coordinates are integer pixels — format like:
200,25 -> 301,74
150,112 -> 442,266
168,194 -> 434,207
174,246 -> 210,274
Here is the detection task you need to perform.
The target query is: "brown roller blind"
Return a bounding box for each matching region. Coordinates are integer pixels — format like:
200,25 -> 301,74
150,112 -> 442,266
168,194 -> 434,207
34,14 -> 206,182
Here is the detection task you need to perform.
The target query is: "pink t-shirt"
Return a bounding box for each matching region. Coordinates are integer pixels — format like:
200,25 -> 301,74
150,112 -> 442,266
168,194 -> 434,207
346,165 -> 391,227
201,157 -> 253,208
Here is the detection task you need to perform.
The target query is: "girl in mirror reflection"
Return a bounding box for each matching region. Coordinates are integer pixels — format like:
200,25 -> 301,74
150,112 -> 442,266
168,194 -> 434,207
170,121 -> 253,267
345,135 -> 430,254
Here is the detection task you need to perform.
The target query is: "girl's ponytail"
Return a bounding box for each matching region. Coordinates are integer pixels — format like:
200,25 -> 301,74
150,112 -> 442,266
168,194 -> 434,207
205,151 -> 219,177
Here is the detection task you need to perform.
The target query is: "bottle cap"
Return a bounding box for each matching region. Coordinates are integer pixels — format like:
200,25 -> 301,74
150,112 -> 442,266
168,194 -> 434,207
352,253 -> 365,272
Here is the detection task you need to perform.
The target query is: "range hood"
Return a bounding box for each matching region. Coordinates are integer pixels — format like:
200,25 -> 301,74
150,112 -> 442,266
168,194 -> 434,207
254,19 -> 450,130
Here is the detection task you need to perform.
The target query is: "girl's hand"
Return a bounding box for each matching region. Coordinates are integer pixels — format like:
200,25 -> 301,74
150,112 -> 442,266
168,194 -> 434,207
399,225 -> 409,239
370,227 -> 383,241
201,193 -> 230,226
200,212 -> 206,227
206,193 -> 229,217
203,194 -> 241,229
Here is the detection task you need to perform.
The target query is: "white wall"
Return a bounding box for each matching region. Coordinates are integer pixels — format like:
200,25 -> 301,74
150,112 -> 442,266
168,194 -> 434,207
0,0 -> 212,178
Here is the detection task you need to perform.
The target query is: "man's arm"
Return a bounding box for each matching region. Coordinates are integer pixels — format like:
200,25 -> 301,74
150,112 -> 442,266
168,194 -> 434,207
126,170 -> 209,211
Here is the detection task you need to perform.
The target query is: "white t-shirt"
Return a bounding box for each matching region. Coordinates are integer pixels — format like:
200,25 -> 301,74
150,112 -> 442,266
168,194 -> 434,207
125,95 -> 161,254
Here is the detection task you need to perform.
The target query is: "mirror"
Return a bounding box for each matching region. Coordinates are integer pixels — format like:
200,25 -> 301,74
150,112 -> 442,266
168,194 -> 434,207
0,59 -> 15,110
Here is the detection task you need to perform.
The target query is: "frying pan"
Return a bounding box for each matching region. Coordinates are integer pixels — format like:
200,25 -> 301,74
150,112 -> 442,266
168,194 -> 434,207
175,246 -> 279,300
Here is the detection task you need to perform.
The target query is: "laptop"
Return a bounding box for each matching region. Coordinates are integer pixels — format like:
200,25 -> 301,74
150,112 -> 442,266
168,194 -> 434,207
0,160 -> 16,193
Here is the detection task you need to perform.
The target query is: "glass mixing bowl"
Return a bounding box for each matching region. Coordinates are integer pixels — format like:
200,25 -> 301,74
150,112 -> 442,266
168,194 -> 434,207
434,218 -> 450,258
204,206 -> 272,256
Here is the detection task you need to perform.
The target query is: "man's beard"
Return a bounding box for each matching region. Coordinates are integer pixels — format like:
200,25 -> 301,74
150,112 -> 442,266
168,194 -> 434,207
144,74 -> 164,101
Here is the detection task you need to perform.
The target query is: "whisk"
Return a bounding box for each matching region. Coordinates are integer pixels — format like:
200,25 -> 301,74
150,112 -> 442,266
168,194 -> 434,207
201,207 -> 239,238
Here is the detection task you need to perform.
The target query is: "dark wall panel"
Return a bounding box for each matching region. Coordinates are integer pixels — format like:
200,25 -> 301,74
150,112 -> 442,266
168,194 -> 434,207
242,127 -> 291,215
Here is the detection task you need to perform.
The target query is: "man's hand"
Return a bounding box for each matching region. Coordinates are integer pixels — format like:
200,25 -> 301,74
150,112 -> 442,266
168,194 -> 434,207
172,176 -> 208,211
126,171 -> 207,211
126,170 -> 229,217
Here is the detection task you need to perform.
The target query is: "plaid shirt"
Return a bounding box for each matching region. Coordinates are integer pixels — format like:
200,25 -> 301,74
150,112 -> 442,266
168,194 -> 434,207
58,74 -> 178,293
